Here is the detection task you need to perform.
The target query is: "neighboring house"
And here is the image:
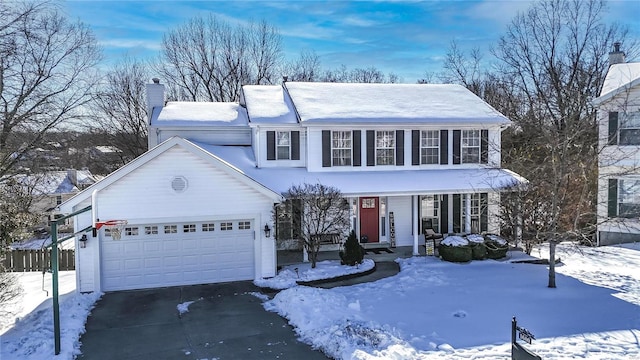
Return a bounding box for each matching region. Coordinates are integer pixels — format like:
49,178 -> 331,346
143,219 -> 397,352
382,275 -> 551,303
595,43 -> 640,245
16,169 -> 99,230
60,79 -> 525,292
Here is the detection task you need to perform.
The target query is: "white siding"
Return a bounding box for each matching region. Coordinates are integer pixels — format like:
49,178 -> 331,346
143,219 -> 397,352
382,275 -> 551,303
388,196 -> 413,246
256,128 -> 307,168
155,128 -> 252,146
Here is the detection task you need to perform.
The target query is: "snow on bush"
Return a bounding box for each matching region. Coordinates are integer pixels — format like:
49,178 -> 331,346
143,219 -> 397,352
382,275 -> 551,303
485,234 -> 507,245
466,234 -> 484,243
441,236 -> 468,247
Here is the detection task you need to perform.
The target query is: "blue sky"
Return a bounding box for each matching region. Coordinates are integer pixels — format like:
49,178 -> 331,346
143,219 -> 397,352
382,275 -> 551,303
64,0 -> 639,83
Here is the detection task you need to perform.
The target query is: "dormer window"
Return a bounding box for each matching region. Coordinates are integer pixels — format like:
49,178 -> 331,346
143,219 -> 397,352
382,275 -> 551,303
266,130 -> 300,161
276,131 -> 291,159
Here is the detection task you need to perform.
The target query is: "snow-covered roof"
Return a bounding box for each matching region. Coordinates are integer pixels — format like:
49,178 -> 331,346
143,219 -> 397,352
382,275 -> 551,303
595,63 -> 640,105
15,170 -> 97,195
194,142 -> 526,196
242,85 -> 298,124
282,82 -> 511,125
153,102 -> 249,127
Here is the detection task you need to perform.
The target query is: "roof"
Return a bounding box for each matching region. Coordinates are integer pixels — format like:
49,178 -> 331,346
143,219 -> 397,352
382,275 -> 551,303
58,137 -> 282,213
594,63 -> 640,105
195,143 -> 527,196
242,85 -> 298,125
152,102 -> 249,127
282,82 -> 511,125
16,170 -> 97,195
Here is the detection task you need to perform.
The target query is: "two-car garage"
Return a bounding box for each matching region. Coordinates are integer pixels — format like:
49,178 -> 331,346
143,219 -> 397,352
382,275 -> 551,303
99,219 -> 256,291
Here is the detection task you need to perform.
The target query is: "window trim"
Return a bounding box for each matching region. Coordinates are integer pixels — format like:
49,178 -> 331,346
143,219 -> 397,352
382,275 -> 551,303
331,130 -> 352,166
420,130 -> 440,165
461,130 -> 481,164
618,178 -> 640,218
618,112 -> 640,146
375,130 -> 396,165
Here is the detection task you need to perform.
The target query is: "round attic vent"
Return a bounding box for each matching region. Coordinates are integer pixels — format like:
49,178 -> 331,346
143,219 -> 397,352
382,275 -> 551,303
171,176 -> 188,193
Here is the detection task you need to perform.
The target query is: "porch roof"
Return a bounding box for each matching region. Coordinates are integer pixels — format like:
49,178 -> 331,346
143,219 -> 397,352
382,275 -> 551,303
194,142 -> 526,197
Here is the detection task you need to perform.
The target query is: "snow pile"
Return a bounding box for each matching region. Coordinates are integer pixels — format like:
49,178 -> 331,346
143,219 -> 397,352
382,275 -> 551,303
265,247 -> 640,359
440,235 -> 468,246
465,234 -> 485,243
254,259 -> 375,290
176,300 -> 195,315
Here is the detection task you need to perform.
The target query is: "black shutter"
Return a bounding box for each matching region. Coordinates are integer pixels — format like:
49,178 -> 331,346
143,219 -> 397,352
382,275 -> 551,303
608,112 -> 619,145
481,130 -> 489,164
608,179 -> 618,217
353,130 -> 361,166
440,195 -> 449,234
480,193 -> 488,232
440,130 -> 448,165
322,130 -> 331,167
291,131 -> 300,160
453,194 -> 461,233
453,130 -> 461,164
396,130 -> 404,166
412,130 -> 420,165
267,131 -> 276,160
366,130 -> 375,166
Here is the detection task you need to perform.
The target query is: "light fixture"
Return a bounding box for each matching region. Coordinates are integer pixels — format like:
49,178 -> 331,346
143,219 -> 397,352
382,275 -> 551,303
263,224 -> 271,238
79,234 -> 88,248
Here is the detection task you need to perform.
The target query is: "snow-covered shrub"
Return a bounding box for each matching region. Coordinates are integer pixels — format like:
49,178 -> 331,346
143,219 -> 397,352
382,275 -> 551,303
483,234 -> 509,259
466,234 -> 487,260
438,236 -> 472,262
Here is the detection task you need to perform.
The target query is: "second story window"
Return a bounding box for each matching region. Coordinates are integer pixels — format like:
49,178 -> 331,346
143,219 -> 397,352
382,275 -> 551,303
332,131 -> 352,166
619,112 -> 640,145
376,130 -> 395,165
420,130 -> 439,164
276,131 -> 290,159
462,130 -> 480,163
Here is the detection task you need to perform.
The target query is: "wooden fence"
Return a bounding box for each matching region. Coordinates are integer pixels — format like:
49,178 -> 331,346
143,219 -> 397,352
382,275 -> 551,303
2,249 -> 75,272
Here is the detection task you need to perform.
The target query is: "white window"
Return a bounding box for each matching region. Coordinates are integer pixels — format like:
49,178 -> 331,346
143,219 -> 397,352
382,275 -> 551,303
462,130 -> 480,163
332,131 -> 352,166
164,225 -> 177,234
276,131 -> 290,160
619,112 -> 640,145
238,221 -> 251,230
183,224 -> 196,233
376,130 -> 395,165
145,226 -> 158,235
56,195 -> 63,205
202,223 -> 215,232
220,222 -> 233,231
421,130 -> 439,164
619,179 -> 640,217
124,227 -> 138,236
421,195 -> 440,234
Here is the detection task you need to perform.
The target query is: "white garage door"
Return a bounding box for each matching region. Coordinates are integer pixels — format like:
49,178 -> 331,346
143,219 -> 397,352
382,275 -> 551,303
100,219 -> 255,291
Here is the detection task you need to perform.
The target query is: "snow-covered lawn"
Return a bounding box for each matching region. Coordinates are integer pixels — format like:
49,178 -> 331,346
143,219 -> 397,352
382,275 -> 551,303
255,259 -> 376,290
0,271 -> 101,360
3,243 -> 640,360
264,243 -> 640,359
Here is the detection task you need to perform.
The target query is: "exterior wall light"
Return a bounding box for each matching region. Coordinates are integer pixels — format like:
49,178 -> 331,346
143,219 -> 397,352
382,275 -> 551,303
264,224 -> 271,238
79,234 -> 88,248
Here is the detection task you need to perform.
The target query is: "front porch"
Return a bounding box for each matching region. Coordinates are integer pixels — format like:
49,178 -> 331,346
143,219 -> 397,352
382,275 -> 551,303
277,245 -> 424,267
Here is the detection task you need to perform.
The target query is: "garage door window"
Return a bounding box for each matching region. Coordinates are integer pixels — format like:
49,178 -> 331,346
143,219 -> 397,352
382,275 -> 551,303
238,221 -> 251,230
125,227 -> 139,236
164,225 -> 177,234
202,223 -> 215,232
220,222 -> 233,231
183,224 -> 196,233
145,226 -> 158,235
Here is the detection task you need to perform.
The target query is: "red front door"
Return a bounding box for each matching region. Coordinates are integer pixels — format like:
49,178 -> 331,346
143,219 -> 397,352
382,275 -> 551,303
359,197 -> 379,243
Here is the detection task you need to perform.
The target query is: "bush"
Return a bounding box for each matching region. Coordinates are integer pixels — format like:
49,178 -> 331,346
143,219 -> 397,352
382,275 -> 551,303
483,234 -> 509,259
340,230 -> 365,266
466,234 -> 487,260
438,236 -> 472,262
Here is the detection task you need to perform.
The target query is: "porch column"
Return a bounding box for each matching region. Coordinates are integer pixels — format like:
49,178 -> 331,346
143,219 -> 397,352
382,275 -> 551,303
464,193 -> 471,234
413,195 -> 419,255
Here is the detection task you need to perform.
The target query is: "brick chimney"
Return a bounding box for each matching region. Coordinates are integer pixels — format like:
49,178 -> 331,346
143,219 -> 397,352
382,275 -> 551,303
146,78 -> 165,125
609,42 -> 626,66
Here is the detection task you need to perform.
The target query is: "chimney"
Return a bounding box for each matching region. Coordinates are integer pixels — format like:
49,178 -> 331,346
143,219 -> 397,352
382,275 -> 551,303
67,169 -> 78,187
282,75 -> 288,82
146,78 -> 165,125
609,42 -> 626,66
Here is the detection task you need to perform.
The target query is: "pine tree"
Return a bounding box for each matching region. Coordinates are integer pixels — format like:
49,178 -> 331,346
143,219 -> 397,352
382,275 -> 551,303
340,230 -> 364,266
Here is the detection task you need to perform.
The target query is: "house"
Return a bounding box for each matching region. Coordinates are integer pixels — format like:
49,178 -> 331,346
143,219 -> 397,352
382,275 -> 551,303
59,79 -> 525,292
15,169 -> 99,231
595,43 -> 640,245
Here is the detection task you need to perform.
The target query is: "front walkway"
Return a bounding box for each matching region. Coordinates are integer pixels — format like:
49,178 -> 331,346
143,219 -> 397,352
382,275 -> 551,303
278,245 -> 425,267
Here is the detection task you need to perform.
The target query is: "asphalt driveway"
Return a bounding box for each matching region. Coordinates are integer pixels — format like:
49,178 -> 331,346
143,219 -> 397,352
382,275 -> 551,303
79,281 -> 328,360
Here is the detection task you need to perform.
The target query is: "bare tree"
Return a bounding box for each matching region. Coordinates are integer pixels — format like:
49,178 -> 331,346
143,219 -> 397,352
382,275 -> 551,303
92,56 -> 149,163
280,183 -> 350,268
156,15 -> 282,102
285,49 -> 322,82
0,1 -> 101,180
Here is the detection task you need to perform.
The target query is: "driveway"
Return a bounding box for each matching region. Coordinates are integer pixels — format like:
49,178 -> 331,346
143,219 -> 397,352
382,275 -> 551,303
79,281 -> 328,360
